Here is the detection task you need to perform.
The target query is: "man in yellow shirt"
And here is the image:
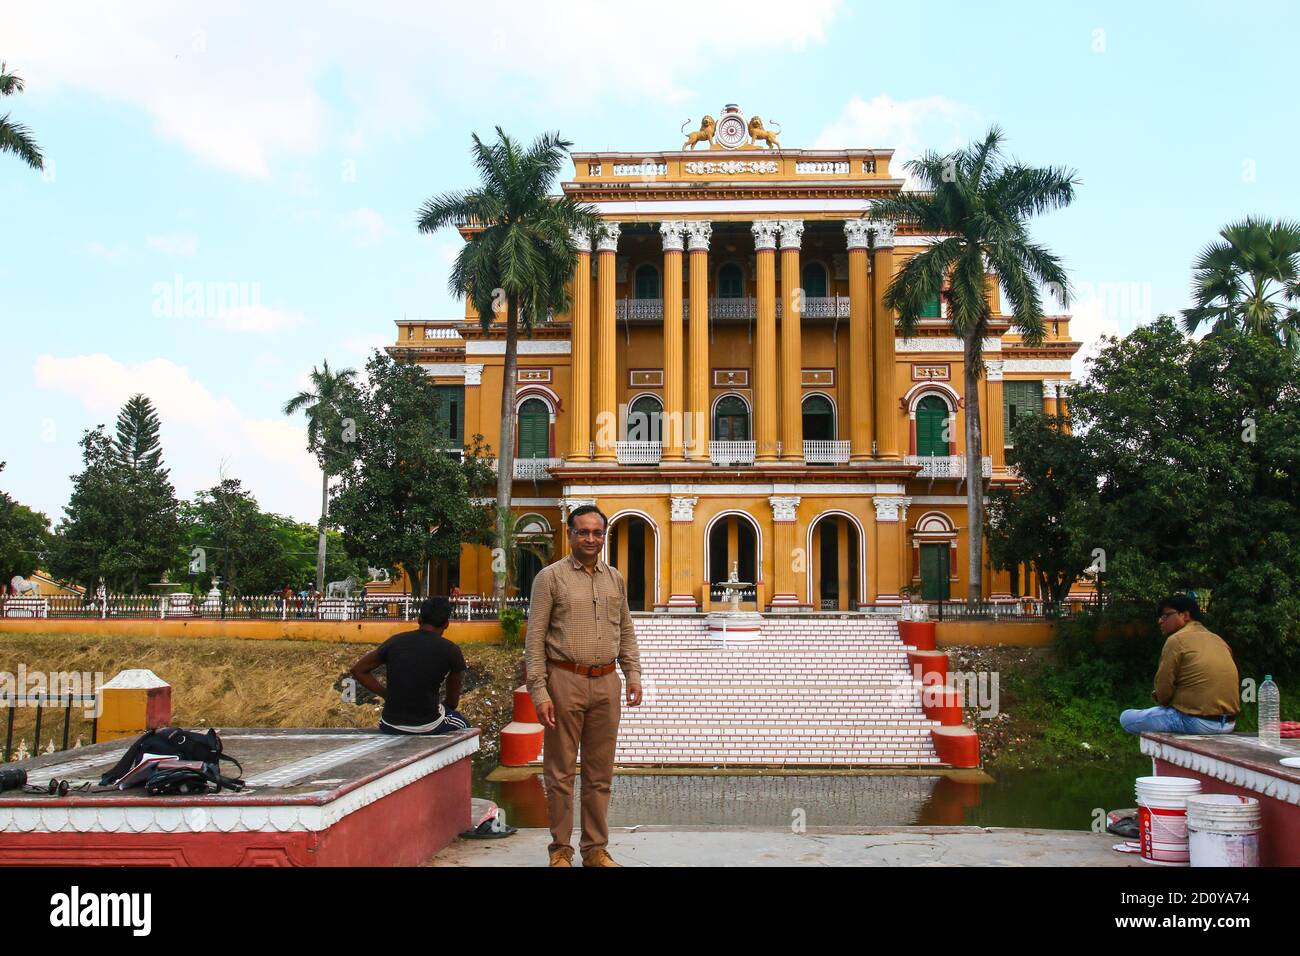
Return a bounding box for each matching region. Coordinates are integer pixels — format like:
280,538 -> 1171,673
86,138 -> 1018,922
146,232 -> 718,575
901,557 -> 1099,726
1120,594 -> 1239,734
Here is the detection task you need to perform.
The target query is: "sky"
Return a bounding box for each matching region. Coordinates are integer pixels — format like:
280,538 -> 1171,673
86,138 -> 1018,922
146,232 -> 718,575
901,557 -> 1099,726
2,0 -> 1296,525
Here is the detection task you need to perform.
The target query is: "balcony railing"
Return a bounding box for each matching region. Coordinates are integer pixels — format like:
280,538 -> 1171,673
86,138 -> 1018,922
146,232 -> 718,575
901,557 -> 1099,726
904,454 -> 993,479
709,440 -> 756,465
513,457 -> 562,480
803,439 -> 851,464
615,441 -> 662,464
614,296 -> 851,323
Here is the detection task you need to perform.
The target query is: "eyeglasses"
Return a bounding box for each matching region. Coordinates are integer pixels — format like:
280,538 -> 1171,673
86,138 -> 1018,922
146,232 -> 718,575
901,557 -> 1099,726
1158,610 -> 1180,622
571,530 -> 606,539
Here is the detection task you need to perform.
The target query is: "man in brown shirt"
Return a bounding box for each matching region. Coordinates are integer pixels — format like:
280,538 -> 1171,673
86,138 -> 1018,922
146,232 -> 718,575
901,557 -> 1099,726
1120,594 -> 1239,734
525,504 -> 641,867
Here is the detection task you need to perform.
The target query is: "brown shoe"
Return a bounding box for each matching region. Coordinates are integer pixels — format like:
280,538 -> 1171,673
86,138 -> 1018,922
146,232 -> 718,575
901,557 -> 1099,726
548,847 -> 574,867
582,848 -> 622,867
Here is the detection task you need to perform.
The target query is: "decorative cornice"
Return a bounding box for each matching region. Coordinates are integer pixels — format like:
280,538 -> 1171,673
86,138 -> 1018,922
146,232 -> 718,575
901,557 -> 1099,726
1002,358 -> 1073,374
464,341 -> 571,356
595,222 -> 621,253
895,337 -> 1003,354
659,220 -> 686,252
750,220 -> 779,251
844,219 -> 872,250
871,220 -> 897,249
685,220 -> 712,252
777,219 -> 804,251
669,496 -> 699,522
768,495 -> 800,522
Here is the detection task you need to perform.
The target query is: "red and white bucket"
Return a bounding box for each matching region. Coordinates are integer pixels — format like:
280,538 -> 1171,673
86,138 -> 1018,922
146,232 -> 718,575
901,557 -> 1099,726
1135,775 -> 1202,865
1186,794 -> 1261,867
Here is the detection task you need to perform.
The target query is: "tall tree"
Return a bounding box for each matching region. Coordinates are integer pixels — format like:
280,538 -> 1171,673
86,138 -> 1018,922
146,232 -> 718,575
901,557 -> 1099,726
1180,216 -> 1300,353
0,462 -> 52,585
0,62 -> 43,171
283,360 -> 359,594
330,351 -> 496,597
416,128 -> 600,598
110,393 -> 164,471
870,126 -> 1077,605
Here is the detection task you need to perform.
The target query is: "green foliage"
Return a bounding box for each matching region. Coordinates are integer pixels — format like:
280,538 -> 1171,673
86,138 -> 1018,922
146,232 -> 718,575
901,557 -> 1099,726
0,462 -> 51,581
48,413 -> 182,593
499,605 -> 525,646
329,351 -> 497,596
1180,216 -> 1300,352
0,62 -> 43,171
870,126 -> 1077,602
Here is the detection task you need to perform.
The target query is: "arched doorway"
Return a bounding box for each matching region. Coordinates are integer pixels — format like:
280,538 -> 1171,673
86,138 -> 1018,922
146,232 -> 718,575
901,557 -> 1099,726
713,394 -> 750,441
605,512 -> 658,610
911,512 -> 957,602
517,397 -> 551,459
802,393 -> 835,441
705,512 -> 759,606
807,513 -> 863,611
513,513 -> 553,599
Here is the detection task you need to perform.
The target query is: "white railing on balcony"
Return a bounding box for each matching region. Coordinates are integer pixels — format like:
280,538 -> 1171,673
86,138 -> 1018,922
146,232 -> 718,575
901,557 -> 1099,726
423,326 -> 463,340
803,439 -> 851,464
613,296 -> 851,323
904,454 -> 993,479
513,457 -> 562,480
709,440 -> 756,466
615,441 -> 662,464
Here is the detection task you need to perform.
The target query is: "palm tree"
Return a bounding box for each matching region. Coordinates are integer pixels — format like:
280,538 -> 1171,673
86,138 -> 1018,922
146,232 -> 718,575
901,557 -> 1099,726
417,128 -> 600,599
283,360 -> 358,594
1180,217 -> 1300,353
0,63 -> 44,171
870,126 -> 1077,606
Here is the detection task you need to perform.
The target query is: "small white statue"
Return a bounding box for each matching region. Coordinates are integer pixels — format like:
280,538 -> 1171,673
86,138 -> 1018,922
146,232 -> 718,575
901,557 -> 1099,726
326,575 -> 358,599
9,575 -> 39,597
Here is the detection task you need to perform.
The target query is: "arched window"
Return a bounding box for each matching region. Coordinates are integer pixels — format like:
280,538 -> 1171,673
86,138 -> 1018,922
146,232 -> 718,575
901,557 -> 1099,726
915,395 -> 950,457
517,398 -> 550,459
627,394 -> 663,442
713,395 -> 749,441
718,262 -> 744,298
634,264 -> 660,300
802,394 -> 834,441
801,262 -> 828,298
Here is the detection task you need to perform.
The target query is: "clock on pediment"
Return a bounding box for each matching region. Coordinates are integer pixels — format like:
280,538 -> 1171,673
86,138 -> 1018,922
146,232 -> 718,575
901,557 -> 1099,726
715,105 -> 748,149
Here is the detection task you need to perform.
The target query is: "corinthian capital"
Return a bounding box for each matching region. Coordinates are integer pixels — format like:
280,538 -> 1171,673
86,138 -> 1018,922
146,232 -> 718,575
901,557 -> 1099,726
685,220 -> 713,252
660,220 -> 686,252
595,222 -> 621,253
844,219 -> 872,250
751,220 -> 779,251
570,227 -> 591,251
871,219 -> 896,249
777,219 -> 804,251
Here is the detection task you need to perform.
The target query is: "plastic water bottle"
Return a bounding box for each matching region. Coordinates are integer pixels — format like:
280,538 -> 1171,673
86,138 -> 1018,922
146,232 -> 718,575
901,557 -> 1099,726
1258,675 -> 1280,748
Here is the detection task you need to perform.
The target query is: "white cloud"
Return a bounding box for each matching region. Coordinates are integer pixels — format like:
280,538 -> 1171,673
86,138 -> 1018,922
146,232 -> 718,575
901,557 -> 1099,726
213,304 -> 306,334
344,207 -> 390,248
8,1 -> 839,177
813,94 -> 982,188
87,241 -> 130,263
146,234 -> 199,257
31,353 -> 320,520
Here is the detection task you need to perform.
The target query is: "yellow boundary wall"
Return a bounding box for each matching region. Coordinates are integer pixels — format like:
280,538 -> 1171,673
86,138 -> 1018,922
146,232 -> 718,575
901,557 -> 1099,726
0,618 -> 504,645
936,621 -> 1057,647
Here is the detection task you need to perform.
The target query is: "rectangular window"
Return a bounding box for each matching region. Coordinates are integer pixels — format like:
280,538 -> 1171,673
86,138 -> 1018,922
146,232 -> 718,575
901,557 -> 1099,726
434,385 -> 465,448
1003,380 -> 1043,446
920,293 -> 941,318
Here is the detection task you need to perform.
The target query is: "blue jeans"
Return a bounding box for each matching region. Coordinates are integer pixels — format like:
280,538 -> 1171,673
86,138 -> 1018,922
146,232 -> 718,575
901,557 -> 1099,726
1119,705 -> 1235,735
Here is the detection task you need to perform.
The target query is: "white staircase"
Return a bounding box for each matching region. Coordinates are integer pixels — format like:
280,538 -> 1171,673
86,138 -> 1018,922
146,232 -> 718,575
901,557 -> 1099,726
611,615 -> 943,767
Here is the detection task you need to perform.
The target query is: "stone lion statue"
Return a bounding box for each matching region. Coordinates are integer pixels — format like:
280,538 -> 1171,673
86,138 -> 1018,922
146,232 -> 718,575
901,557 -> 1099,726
326,575 -> 358,599
748,116 -> 781,149
367,566 -> 390,584
681,115 -> 716,150
9,575 -> 39,597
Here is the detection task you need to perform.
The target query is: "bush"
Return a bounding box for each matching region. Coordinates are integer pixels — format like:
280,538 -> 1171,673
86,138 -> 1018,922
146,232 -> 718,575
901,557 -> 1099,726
499,605 -> 525,646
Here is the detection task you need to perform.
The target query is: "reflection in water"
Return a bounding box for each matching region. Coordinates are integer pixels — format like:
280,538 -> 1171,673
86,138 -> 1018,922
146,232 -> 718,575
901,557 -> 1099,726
475,758 -> 1151,832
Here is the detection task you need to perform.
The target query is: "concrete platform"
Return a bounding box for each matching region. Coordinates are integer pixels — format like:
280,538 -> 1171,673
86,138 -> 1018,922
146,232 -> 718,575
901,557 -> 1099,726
0,727 -> 479,866
426,825 -> 1149,867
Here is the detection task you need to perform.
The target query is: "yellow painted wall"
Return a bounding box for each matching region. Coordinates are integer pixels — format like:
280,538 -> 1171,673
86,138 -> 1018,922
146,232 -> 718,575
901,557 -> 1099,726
0,618 -> 505,645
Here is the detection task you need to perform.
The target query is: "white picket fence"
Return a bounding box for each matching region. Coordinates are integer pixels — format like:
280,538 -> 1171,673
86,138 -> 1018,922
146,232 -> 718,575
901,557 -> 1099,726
0,593 -> 529,622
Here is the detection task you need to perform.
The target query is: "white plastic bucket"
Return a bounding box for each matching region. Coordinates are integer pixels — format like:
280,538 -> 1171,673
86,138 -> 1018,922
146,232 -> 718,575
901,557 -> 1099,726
1136,776 -> 1202,864
1186,794 -> 1261,868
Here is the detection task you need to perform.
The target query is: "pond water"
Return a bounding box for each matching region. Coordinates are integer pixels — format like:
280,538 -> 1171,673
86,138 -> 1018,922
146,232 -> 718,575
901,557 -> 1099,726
472,757 -> 1153,832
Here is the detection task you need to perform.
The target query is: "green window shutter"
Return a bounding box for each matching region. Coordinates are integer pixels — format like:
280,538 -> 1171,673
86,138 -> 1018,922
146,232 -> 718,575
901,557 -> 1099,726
920,293 -> 941,318
915,396 -> 949,457
801,263 -> 827,298
434,385 -> 465,448
921,544 -> 950,601
719,263 -> 743,298
1003,381 -> 1044,444
635,265 -> 659,300
518,399 -> 549,458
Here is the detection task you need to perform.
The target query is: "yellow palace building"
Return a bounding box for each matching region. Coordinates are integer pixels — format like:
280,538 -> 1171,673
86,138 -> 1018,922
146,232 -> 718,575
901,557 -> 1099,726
388,106 -> 1080,612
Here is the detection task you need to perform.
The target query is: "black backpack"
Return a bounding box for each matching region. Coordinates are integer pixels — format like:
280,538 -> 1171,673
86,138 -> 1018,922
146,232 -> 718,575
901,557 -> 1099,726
100,727 -> 244,788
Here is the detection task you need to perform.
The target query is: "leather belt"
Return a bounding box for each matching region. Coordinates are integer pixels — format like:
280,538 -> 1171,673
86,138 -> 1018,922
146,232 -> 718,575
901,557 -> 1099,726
548,658 -> 616,677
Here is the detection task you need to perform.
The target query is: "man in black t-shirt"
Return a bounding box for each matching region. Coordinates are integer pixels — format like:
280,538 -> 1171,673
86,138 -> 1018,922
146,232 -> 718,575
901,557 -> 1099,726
350,597 -> 469,734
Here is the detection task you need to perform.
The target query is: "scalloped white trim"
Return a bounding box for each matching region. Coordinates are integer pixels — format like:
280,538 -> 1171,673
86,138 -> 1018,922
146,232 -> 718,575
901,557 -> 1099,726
0,737 -> 478,834
1140,737 -> 1300,806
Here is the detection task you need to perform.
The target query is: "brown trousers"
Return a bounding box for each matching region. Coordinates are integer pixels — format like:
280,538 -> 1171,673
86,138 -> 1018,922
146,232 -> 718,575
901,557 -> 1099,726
543,666 -> 621,855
